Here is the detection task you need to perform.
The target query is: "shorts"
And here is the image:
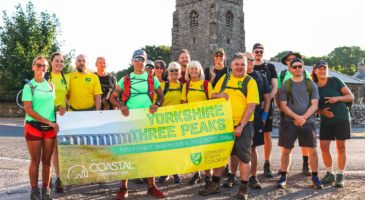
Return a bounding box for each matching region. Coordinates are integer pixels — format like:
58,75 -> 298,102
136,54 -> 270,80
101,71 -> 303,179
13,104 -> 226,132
231,122 -> 254,164
320,120 -> 351,140
264,102 -> 273,132
278,121 -> 317,149
252,110 -> 264,147
24,123 -> 56,141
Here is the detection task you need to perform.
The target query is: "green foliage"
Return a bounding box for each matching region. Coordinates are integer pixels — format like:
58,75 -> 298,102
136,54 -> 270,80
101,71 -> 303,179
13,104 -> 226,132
0,1 -> 73,101
142,45 -> 171,64
115,64 -> 133,81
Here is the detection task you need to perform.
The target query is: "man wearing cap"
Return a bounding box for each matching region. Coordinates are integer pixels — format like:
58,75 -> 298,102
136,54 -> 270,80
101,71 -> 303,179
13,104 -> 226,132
110,49 -> 165,199
252,43 -> 278,178
177,49 -> 191,84
204,48 -> 229,88
68,54 -> 102,111
145,60 -> 155,75
95,56 -> 117,110
277,51 -> 312,176
277,57 -> 323,189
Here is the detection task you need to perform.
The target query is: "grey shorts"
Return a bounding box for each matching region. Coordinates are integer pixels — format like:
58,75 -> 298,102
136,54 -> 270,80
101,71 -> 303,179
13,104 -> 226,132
231,122 -> 254,164
278,121 -> 317,149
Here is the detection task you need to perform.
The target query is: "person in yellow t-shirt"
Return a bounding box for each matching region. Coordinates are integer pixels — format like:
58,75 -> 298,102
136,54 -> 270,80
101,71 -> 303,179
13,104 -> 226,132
48,52 -> 69,193
198,53 -> 259,200
181,60 -> 213,103
68,54 -> 102,110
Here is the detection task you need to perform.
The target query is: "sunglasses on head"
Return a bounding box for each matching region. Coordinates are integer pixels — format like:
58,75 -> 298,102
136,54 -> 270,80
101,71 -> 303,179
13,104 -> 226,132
291,65 -> 303,69
254,50 -> 263,54
35,63 -> 47,68
133,57 -> 145,62
168,69 -> 179,72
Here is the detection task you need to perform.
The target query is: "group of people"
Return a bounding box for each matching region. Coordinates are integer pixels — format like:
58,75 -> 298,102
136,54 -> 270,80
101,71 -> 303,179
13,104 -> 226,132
22,43 -> 353,200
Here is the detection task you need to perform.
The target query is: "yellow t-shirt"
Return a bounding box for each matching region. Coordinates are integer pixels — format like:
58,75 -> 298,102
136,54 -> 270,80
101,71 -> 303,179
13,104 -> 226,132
49,72 -> 69,108
181,80 -> 213,103
160,81 -> 182,106
68,72 -> 103,110
214,74 -> 259,125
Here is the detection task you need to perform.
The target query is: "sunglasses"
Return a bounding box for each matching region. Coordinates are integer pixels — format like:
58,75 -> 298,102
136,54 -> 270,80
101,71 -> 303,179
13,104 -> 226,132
133,57 -> 145,62
155,67 -> 165,70
254,50 -> 263,54
215,54 -> 223,58
247,58 -> 254,62
291,65 -> 303,69
168,69 -> 179,72
35,63 -> 48,68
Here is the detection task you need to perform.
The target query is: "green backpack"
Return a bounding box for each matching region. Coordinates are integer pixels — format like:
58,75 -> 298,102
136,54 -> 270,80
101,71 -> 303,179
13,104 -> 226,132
284,78 -> 313,104
219,73 -> 252,97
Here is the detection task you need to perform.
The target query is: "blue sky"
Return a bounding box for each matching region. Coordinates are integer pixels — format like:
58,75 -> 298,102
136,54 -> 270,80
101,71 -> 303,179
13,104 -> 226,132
1,0 -> 365,72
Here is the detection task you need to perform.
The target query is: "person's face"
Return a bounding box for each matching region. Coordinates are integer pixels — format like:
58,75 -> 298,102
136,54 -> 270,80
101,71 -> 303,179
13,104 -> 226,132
96,58 -> 106,71
231,58 -> 247,77
213,53 -> 225,65
154,64 -> 165,76
132,57 -> 146,73
51,55 -> 64,72
253,49 -> 264,61
145,67 -> 154,75
314,65 -> 328,79
168,67 -> 179,80
289,61 -> 304,77
245,55 -> 255,71
32,58 -> 48,77
285,55 -> 296,67
178,52 -> 190,67
188,66 -> 200,79
75,55 -> 87,72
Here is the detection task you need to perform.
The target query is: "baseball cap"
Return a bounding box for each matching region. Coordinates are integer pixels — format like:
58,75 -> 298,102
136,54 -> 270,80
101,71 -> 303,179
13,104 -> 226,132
314,60 -> 328,68
132,49 -> 147,59
281,51 -> 302,65
252,43 -> 264,51
290,57 -> 304,67
214,48 -> 225,55
145,60 -> 155,69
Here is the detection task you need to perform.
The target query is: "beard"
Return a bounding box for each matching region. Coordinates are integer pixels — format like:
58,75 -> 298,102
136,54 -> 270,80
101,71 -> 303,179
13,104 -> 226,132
76,66 -> 84,72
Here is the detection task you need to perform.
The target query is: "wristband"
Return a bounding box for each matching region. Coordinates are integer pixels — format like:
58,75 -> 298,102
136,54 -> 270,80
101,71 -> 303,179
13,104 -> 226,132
262,111 -> 268,121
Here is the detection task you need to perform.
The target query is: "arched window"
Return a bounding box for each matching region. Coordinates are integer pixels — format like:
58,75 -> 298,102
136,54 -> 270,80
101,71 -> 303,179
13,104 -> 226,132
225,11 -> 233,27
190,10 -> 199,27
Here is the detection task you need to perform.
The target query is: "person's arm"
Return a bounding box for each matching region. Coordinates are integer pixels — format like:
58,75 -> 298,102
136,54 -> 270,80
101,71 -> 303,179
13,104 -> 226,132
211,92 -> 229,100
280,100 -> 305,126
302,99 -> 318,120
94,94 -> 101,110
150,87 -> 164,114
110,85 -> 130,116
270,78 -> 278,100
325,86 -> 354,104
24,101 -> 59,132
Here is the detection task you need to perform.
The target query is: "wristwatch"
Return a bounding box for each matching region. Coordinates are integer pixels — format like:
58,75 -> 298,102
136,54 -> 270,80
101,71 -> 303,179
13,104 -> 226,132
155,101 -> 161,107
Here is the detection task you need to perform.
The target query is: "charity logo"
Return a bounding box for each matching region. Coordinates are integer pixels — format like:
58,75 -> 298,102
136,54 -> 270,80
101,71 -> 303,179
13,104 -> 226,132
238,81 -> 243,87
85,78 -> 91,83
67,165 -> 89,179
190,152 -> 202,166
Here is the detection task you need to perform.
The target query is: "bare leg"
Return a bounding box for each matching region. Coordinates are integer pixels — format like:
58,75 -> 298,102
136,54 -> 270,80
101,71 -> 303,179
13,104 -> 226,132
51,142 -> 60,177
264,132 -> 272,161
336,140 -> 347,171
230,155 -> 239,175
280,147 -> 292,172
42,139 -> 56,188
239,162 -> 251,182
307,147 -> 318,172
320,140 -> 332,170
250,147 -> 258,176
26,140 -> 42,188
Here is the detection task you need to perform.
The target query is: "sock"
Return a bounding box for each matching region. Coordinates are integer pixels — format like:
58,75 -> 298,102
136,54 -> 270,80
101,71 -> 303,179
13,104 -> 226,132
303,156 -> 309,165
312,172 -> 318,177
264,160 -> 270,164
281,171 -> 287,177
326,167 -> 333,173
338,170 -> 344,174
212,175 -> 220,183
241,180 -> 248,185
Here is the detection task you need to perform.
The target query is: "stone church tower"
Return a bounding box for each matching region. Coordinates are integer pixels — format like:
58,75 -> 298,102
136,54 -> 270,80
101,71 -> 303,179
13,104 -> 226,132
171,0 -> 245,68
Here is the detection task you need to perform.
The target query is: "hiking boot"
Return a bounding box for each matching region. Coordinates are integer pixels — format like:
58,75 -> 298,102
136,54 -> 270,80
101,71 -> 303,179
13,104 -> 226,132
116,187 -> 128,200
276,176 -> 287,189
49,177 -> 53,189
223,165 -> 230,177
248,176 -> 262,189
147,186 -> 165,198
173,174 -> 182,184
41,188 -> 52,200
321,172 -> 336,185
302,164 -> 312,176
236,184 -> 249,200
158,176 -> 170,183
263,163 -> 273,178
30,188 -> 41,200
54,177 -> 65,193
312,176 -> 323,189
198,181 -> 221,196
188,172 -> 201,185
223,174 -> 236,188
335,174 -> 345,188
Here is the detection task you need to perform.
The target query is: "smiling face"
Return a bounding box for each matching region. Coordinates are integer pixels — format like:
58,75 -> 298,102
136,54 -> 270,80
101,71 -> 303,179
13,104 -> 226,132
154,63 -> 165,77
51,54 -> 64,73
95,57 -> 106,71
75,54 -> 87,72
178,52 -> 190,67
213,52 -> 225,66
32,57 -> 49,77
231,57 -> 247,78
132,57 -> 146,73
314,65 -> 329,79
253,49 -> 264,61
289,61 -> 304,77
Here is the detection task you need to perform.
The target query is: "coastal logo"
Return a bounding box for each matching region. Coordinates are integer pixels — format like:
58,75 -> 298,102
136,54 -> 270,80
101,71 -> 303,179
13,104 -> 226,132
67,165 -> 89,179
190,152 -> 202,166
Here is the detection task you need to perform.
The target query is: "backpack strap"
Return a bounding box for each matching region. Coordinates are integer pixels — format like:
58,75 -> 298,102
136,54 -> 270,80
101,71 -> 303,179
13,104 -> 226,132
285,78 -> 312,104
220,73 -> 230,93
241,75 -> 252,97
163,81 -> 170,95
263,63 -> 272,81
203,80 -> 209,99
121,75 -> 131,103
280,69 -> 287,85
147,74 -> 155,102
185,80 -> 190,102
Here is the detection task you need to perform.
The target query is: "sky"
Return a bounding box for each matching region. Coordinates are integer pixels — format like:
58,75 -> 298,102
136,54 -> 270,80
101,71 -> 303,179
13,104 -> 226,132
1,0 -> 365,72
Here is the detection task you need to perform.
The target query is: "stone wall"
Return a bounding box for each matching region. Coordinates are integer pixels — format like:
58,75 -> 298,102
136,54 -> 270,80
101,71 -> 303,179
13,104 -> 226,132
272,104 -> 365,128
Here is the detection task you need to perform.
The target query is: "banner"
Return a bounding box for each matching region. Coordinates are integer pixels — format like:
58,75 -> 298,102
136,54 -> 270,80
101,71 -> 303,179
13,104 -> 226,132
57,98 -> 234,185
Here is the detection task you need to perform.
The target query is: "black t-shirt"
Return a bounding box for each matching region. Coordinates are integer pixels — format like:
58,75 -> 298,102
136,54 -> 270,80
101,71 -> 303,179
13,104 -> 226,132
204,67 -> 229,88
254,62 -> 278,87
248,71 -> 271,111
96,73 -> 116,110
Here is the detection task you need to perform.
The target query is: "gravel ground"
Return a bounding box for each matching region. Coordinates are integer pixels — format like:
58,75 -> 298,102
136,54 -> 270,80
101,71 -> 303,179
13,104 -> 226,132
1,137 -> 365,200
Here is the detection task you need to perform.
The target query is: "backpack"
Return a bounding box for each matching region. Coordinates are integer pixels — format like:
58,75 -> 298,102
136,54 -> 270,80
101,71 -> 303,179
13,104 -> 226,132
256,62 -> 272,82
219,73 -> 252,97
251,71 -> 265,101
185,80 -> 210,101
121,74 -> 154,104
280,69 -> 309,85
96,73 -> 116,101
163,81 -> 183,95
328,77 -> 353,110
284,78 -> 313,104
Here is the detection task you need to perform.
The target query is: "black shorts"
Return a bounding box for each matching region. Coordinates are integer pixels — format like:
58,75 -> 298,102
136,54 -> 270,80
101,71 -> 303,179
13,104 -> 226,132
252,110 -> 264,147
278,121 -> 317,149
231,122 -> 254,164
264,102 -> 273,132
320,120 -> 351,140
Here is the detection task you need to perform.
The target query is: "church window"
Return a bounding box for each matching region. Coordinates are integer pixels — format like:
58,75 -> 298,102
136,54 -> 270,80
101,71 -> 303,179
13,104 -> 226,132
190,10 -> 199,27
225,11 -> 233,27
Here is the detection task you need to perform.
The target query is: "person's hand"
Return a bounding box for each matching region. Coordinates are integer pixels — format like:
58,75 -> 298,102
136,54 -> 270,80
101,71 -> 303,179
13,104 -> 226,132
293,116 -> 306,127
120,105 -> 129,117
322,107 -> 334,118
49,122 -> 59,133
325,96 -> 339,104
58,106 -> 66,116
209,67 -> 216,78
234,125 -> 243,138
149,104 -> 159,114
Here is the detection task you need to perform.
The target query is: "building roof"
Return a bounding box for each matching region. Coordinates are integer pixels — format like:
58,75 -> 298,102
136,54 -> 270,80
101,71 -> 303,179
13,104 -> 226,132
269,61 -> 365,85
353,71 -> 365,80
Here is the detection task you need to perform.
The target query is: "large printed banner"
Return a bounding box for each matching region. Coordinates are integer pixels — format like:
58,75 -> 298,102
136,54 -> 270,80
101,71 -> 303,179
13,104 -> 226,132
57,98 -> 234,185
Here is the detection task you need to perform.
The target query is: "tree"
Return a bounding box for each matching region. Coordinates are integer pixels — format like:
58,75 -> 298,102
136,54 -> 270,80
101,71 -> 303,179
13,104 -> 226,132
326,46 -> 365,75
142,45 -> 171,64
0,1 -> 72,101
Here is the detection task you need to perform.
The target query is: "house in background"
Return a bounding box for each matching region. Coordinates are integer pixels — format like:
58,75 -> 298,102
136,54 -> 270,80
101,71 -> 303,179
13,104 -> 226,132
352,59 -> 365,104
